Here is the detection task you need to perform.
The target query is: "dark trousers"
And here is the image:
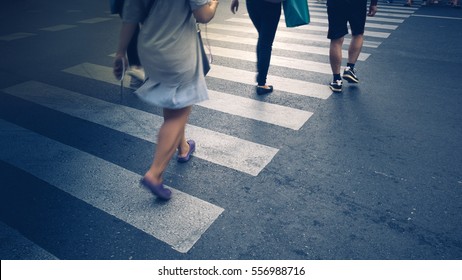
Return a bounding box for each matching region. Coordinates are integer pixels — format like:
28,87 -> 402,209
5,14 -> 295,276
246,0 -> 281,86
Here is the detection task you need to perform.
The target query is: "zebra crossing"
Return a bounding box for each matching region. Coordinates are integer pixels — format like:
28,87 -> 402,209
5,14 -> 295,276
0,2 -> 418,257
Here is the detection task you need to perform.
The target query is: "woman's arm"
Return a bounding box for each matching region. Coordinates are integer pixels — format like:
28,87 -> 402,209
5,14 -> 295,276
193,0 -> 219,23
230,0 -> 239,14
113,22 -> 138,79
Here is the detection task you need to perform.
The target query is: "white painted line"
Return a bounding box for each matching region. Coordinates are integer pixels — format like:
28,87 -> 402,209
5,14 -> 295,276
0,33 -> 36,41
295,24 -> 391,38
205,32 -> 370,61
208,65 -> 332,100
59,62 -> 311,129
308,12 -> 405,23
310,2 -> 418,11
78,17 -> 112,24
309,6 -> 411,18
376,12 -> 411,18
0,119 -> 224,253
298,25 -> 390,38
202,90 -> 313,130
306,17 -> 398,30
211,46 -> 333,74
372,7 -> 416,14
412,14 -> 462,20
0,221 -> 58,260
309,5 -> 415,14
379,5 -> 418,11
207,23 -> 381,48
5,79 -> 278,176
40,24 -> 77,32
276,13 -> 401,29
227,18 -> 391,38
309,2 -> 419,12
63,62 -> 131,86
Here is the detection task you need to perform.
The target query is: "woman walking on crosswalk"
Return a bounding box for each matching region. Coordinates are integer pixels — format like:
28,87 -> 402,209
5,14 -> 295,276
230,0 -> 282,95
113,0 -> 219,200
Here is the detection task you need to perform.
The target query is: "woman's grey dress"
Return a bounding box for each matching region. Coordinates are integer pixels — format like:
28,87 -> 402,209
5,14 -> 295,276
123,0 -> 209,109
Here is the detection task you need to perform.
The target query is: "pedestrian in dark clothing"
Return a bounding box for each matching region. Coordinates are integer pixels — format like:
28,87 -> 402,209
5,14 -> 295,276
327,0 -> 378,92
230,0 -> 283,95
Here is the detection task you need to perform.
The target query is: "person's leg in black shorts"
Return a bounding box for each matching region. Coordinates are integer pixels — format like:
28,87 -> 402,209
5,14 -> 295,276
327,0 -> 367,91
343,0 -> 367,83
327,0 -> 349,91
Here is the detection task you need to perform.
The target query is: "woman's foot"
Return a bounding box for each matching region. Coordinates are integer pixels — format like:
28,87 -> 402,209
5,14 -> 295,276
141,174 -> 171,200
177,140 -> 196,163
256,85 -> 273,95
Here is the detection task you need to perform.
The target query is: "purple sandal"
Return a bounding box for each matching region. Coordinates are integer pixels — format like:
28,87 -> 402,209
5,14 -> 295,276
141,178 -> 172,200
177,140 -> 196,163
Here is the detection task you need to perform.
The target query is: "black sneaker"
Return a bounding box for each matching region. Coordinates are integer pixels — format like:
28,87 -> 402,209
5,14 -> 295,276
329,80 -> 342,92
256,85 -> 273,95
342,66 -> 359,83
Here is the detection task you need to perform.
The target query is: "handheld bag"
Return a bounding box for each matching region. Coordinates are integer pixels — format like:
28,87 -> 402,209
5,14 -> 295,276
197,26 -> 211,76
283,0 -> 310,28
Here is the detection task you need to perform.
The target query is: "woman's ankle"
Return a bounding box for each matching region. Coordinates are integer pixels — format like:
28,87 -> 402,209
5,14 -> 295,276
143,171 -> 162,185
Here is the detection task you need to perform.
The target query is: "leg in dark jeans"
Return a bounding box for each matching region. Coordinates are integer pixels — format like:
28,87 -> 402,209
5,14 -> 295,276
246,0 -> 281,86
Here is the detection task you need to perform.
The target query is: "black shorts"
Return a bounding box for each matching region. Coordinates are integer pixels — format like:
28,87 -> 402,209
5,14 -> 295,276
327,0 -> 367,40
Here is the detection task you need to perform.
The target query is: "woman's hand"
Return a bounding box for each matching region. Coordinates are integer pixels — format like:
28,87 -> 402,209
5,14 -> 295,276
113,53 -> 128,81
368,4 -> 378,17
230,0 -> 239,14
113,22 -> 138,80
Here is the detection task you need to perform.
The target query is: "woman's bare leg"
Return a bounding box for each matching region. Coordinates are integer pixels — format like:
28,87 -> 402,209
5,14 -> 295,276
143,106 -> 192,185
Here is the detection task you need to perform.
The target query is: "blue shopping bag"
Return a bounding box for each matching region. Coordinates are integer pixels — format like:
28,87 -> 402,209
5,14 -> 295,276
283,0 -> 310,27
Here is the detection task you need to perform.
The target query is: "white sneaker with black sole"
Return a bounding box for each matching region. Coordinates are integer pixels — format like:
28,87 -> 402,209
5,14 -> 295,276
329,79 -> 343,92
342,66 -> 359,83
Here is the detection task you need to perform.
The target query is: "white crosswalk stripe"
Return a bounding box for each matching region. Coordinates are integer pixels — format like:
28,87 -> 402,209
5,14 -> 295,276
0,32 -> 36,41
40,24 -> 77,32
61,62 -> 313,129
0,3 -> 417,256
372,7 -> 417,14
207,23 -> 382,48
305,17 -> 399,30
202,90 -> 313,130
242,14 -> 400,30
0,119 -> 224,254
206,32 -> 370,60
4,80 -> 279,177
211,45 -> 333,74
309,4 -> 413,18
208,64 -> 332,99
308,11 -> 405,23
77,17 -> 113,24
227,17 -> 392,38
0,221 -> 58,260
